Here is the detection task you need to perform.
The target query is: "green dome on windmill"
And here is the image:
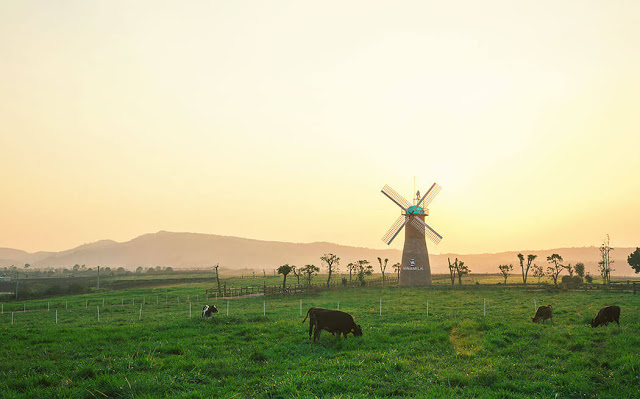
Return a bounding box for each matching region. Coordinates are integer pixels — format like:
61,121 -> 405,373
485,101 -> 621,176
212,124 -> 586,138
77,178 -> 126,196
407,205 -> 425,214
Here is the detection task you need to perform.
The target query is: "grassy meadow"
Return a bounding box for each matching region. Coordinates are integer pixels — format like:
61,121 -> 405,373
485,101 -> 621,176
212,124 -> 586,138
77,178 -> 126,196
1,281 -> 639,398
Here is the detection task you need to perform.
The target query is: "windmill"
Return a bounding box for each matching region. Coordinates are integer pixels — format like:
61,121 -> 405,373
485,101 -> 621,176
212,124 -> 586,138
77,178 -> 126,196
381,182 -> 442,286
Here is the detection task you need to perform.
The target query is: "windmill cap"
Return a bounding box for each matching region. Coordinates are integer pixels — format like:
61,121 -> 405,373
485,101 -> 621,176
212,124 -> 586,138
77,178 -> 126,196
406,206 -> 425,215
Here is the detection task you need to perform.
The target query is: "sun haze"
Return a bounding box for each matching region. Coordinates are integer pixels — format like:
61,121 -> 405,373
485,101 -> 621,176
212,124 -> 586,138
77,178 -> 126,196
1,1 -> 639,254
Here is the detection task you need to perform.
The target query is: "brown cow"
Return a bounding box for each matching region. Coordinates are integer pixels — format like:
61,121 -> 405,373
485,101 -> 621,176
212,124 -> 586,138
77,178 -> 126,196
531,305 -> 553,323
302,307 -> 362,341
302,307 -> 333,338
591,305 -> 620,327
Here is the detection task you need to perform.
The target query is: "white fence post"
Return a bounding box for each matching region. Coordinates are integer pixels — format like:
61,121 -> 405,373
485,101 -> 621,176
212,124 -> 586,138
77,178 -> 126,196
534,298 -> 537,312
226,301 -> 229,316
379,298 -> 382,316
139,304 -> 143,320
299,299 -> 302,316
97,306 -> 100,322
337,301 -> 339,311
1,303 -> 3,314
189,303 -> 192,318
263,301 -> 266,316
66,301 -> 68,309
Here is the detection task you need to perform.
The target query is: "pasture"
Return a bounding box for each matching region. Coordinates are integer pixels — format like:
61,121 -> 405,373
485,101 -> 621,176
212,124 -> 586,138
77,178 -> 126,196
1,284 -> 639,398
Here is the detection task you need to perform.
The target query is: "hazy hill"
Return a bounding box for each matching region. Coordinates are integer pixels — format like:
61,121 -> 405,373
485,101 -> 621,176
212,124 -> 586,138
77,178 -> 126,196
1,231 -> 637,277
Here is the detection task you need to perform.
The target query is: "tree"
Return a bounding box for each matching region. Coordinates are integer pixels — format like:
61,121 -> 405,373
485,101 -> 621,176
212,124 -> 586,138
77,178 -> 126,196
598,235 -> 614,285
627,248 -> 640,274
574,262 -> 585,279
517,253 -> 524,283
517,253 -> 537,284
301,264 -> 319,286
24,263 -> 30,269
392,263 -> 401,281
377,257 -> 389,285
291,266 -> 301,285
321,254 -> 340,287
566,263 -> 574,277
355,260 -> 373,284
532,264 -> 544,283
546,254 -> 564,287
455,260 -> 470,285
525,254 -> 537,284
447,258 -> 457,286
347,262 -> 357,282
136,266 -> 143,274
73,264 -> 80,272
277,264 -> 292,291
498,264 -> 513,284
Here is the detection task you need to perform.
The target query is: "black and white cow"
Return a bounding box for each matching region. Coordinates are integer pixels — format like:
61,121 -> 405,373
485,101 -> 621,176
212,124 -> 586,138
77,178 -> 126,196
201,304 -> 219,318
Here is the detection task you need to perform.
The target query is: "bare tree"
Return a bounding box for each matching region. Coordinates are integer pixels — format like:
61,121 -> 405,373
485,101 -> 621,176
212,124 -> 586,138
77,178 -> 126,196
517,253 -> 537,284
291,265 -> 301,285
546,254 -> 564,287
214,264 -> 222,294
498,264 -> 513,284
321,254 -> 340,287
598,235 -> 614,285
447,258 -> 457,286
377,257 -> 389,285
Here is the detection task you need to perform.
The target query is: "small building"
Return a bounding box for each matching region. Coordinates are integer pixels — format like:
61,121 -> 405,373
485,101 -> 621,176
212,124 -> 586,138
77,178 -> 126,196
0,276 -> 11,282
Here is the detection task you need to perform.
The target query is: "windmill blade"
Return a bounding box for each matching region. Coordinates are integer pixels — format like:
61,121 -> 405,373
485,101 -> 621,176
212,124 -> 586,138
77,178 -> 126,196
415,182 -> 441,209
381,185 -> 411,211
410,217 -> 443,245
381,215 -> 410,245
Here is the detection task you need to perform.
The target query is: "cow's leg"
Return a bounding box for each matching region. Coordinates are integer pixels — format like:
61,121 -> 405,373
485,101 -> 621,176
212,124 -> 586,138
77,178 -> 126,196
313,327 -> 321,342
308,322 -> 314,338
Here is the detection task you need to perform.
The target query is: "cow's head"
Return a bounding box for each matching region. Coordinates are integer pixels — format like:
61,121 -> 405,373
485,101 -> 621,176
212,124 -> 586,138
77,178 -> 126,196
352,324 -> 363,337
209,305 -> 219,313
590,318 -> 598,327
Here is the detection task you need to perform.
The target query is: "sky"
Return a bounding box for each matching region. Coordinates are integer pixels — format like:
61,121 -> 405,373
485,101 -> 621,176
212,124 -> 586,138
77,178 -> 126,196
1,1 -> 639,255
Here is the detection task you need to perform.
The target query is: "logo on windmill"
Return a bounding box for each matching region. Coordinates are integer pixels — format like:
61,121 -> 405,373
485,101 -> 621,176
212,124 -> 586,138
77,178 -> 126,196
380,182 -> 443,286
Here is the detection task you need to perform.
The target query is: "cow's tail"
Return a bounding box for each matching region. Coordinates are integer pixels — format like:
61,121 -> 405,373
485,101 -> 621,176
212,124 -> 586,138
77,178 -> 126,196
302,308 -> 312,323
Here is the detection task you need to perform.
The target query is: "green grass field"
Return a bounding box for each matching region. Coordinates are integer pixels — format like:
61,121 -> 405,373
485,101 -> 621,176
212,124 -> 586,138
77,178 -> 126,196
1,282 -> 639,398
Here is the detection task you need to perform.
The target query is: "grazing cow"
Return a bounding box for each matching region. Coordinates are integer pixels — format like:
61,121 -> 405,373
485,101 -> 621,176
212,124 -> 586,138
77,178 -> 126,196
531,305 -> 553,323
591,305 -> 620,327
302,307 -> 362,341
201,305 -> 219,318
302,307 -> 336,338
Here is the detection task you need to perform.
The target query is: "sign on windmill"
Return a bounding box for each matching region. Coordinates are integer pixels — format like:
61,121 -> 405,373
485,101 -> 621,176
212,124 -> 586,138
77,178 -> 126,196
381,182 -> 442,286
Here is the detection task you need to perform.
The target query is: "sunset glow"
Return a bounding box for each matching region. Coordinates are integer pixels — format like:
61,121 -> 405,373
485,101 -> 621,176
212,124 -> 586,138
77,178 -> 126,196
1,1 -> 639,254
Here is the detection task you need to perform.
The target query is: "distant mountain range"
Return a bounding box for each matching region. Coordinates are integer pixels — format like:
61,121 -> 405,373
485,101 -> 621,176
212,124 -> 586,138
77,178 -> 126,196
0,231 -> 637,277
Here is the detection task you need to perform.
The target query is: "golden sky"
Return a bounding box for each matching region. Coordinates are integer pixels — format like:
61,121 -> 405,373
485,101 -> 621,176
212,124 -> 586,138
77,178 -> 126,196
1,1 -> 639,254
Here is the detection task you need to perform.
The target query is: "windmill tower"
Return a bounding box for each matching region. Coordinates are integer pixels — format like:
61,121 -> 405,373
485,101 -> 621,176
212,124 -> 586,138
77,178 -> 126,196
381,182 -> 442,286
